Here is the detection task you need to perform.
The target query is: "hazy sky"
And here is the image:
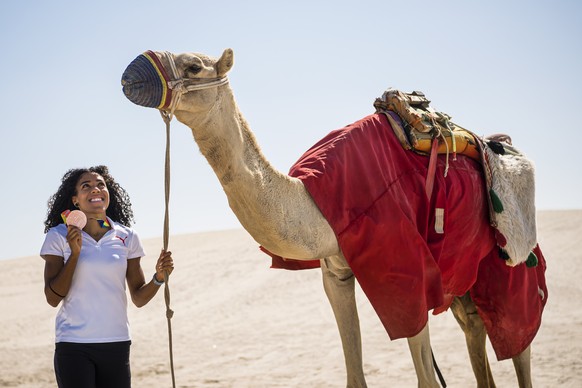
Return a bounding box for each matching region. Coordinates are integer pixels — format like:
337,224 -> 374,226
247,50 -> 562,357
1,0 -> 580,260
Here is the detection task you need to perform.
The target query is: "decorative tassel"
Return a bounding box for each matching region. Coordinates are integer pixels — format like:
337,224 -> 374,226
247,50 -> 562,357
498,247 -> 510,260
489,189 -> 504,213
526,251 -> 538,267
487,140 -> 506,155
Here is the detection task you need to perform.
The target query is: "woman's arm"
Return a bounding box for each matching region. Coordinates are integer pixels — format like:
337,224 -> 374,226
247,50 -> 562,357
43,255 -> 65,307
42,253 -> 79,307
42,226 -> 83,307
126,250 -> 173,308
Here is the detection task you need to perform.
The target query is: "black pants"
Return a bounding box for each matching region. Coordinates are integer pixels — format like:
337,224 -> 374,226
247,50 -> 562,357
54,341 -> 131,388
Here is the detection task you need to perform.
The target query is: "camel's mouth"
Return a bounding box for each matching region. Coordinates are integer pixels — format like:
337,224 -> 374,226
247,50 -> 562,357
121,51 -> 174,110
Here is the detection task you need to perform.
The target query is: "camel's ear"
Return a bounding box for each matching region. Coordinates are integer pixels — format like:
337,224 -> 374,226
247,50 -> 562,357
216,48 -> 234,77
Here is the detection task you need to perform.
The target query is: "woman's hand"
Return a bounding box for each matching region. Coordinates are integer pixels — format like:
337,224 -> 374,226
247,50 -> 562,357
154,250 -> 174,282
127,252 -> 173,307
66,226 -> 83,257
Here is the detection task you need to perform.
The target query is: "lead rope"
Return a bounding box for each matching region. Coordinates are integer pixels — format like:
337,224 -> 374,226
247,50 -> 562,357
160,109 -> 176,388
432,349 -> 447,387
153,51 -> 226,387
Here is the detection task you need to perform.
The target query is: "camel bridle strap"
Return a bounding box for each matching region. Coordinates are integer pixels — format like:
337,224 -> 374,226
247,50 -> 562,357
155,51 -> 229,388
160,51 -> 229,118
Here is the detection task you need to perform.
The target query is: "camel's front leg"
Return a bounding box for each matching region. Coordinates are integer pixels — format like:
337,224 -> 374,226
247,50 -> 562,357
321,256 -> 367,388
407,324 -> 440,388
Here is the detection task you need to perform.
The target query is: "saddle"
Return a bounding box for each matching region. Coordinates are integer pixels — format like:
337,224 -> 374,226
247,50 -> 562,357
374,89 -> 538,267
374,89 -> 480,161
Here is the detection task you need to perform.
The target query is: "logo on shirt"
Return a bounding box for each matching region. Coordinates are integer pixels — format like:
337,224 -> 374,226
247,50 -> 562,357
115,235 -> 128,246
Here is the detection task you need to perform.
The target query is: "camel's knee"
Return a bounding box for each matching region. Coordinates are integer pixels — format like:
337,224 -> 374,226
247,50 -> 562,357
321,256 -> 356,304
451,293 -> 485,335
322,256 -> 353,282
464,309 -> 485,335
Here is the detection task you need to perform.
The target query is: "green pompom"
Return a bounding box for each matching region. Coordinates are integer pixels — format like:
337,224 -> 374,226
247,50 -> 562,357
526,251 -> 538,267
490,189 -> 504,213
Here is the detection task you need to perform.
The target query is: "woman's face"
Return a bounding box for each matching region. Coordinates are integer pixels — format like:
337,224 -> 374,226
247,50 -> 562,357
71,172 -> 110,217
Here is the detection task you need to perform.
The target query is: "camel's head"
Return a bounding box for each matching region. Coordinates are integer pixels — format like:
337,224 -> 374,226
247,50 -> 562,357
121,49 -> 234,114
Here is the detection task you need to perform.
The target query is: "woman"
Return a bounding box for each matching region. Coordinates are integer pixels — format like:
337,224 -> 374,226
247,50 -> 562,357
40,165 -> 173,388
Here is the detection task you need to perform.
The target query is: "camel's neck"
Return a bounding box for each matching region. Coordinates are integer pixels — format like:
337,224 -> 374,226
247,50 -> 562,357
179,88 -> 273,191
175,87 -> 339,259
177,88 -> 289,244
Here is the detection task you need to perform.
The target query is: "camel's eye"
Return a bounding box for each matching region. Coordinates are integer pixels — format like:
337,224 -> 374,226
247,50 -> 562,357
186,64 -> 202,75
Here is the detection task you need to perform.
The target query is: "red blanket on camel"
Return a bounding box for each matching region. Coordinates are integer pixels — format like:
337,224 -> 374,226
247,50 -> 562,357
265,113 -> 547,360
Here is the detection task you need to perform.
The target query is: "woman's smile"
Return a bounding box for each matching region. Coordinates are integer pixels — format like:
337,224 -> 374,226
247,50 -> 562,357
72,172 -> 110,216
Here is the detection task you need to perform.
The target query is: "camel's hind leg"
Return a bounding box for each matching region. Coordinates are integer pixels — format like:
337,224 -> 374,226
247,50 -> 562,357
321,256 -> 367,388
451,293 -> 496,388
451,293 -> 533,388
512,345 -> 532,388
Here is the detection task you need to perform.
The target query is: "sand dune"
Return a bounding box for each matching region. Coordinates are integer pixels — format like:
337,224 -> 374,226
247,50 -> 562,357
1,210 -> 580,387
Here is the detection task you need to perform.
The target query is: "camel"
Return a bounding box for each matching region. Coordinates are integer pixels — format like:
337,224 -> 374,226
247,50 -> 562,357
121,49 -> 546,387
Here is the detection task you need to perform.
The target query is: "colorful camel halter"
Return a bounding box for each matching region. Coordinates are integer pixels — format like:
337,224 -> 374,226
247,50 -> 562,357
121,50 -> 229,118
121,51 -> 229,388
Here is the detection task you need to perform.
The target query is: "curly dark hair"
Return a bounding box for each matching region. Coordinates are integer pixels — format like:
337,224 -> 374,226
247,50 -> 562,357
44,165 -> 135,232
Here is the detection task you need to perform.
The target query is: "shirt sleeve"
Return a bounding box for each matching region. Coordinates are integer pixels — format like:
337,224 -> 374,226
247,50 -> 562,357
127,229 -> 146,259
40,226 -> 67,258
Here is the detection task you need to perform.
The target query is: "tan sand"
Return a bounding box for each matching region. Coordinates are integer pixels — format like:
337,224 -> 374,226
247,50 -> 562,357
1,210 -> 580,387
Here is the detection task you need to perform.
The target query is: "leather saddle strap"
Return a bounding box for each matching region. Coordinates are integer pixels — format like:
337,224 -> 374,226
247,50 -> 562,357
425,138 -> 439,201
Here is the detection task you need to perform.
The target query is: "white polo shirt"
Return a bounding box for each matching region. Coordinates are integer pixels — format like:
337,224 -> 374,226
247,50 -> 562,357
40,219 -> 145,343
